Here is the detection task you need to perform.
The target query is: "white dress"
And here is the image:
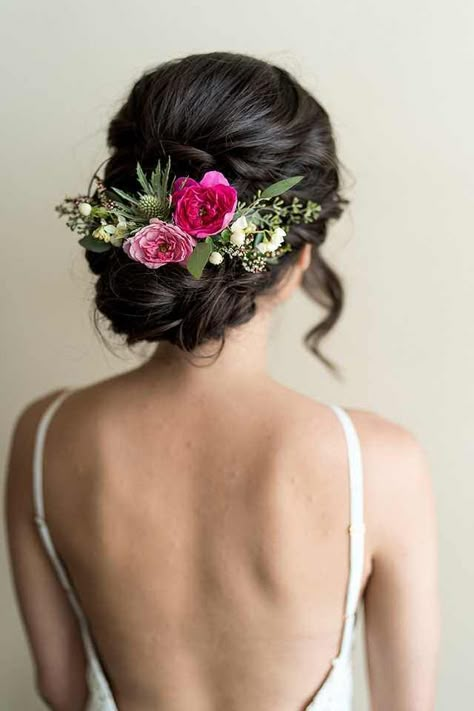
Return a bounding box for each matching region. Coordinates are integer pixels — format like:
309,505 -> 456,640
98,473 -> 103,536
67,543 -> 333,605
33,389 -> 366,710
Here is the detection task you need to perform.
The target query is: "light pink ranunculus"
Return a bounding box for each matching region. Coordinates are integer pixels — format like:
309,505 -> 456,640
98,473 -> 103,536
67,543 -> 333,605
171,170 -> 238,238
122,218 -> 196,269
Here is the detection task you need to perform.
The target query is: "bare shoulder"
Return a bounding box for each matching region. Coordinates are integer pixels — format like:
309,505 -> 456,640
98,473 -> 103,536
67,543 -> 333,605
344,407 -> 436,555
7,388 -> 71,465
5,381 -> 116,527
11,389 -> 67,433
345,406 -> 429,464
5,389 -> 70,518
6,379 -> 117,469
10,373 -> 129,441
344,406 -> 431,484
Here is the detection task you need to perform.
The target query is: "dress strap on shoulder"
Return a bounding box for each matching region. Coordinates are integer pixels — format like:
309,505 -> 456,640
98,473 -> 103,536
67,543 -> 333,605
32,390 -> 102,655
33,389 -> 74,522
32,389 -> 85,605
32,387 -> 116,693
32,388 -> 133,705
328,404 -> 366,662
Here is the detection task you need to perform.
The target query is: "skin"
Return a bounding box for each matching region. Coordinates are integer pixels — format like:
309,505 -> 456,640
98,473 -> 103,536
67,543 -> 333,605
5,244 -> 440,710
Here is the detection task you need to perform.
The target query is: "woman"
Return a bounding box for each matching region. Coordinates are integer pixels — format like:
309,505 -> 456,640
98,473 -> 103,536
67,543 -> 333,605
5,52 -> 439,710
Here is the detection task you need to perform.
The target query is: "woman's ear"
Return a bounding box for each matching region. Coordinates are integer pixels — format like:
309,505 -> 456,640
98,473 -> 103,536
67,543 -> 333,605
298,242 -> 312,272
269,243 -> 313,306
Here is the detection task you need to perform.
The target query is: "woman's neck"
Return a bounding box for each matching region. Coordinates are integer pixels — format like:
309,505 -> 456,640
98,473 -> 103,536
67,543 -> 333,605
138,305 -> 273,391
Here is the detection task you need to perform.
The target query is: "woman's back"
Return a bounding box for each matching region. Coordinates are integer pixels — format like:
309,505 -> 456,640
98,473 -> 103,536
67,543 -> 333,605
6,51 -> 440,711
36,365 -> 371,710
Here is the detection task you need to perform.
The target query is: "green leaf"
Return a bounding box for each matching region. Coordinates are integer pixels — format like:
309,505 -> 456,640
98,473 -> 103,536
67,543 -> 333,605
150,159 -> 161,195
186,240 -> 213,279
150,156 -> 173,199
161,156 -> 172,198
91,206 -> 110,219
163,156 -> 171,194
110,187 -> 140,206
78,234 -> 112,252
111,208 -> 141,223
246,210 -> 263,226
136,162 -> 151,194
260,175 -> 304,200
218,228 -> 231,244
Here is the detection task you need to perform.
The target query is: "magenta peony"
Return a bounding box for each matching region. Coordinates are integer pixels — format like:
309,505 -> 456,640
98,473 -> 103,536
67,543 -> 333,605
122,218 -> 196,269
171,170 -> 238,238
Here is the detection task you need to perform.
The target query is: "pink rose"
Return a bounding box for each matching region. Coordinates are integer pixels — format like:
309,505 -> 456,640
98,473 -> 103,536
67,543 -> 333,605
123,218 -> 196,269
171,170 -> 238,238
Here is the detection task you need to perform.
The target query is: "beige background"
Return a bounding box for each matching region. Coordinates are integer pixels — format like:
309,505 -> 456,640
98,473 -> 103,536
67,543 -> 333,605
1,1 -> 473,708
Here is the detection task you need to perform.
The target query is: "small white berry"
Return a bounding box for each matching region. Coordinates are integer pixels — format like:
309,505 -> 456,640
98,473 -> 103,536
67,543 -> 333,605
209,251 -> 224,265
78,202 -> 92,217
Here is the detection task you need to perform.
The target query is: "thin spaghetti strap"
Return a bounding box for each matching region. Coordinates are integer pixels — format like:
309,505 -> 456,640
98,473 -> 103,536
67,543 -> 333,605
328,404 -> 366,664
32,388 -> 114,693
33,390 -> 73,527
32,389 -> 84,611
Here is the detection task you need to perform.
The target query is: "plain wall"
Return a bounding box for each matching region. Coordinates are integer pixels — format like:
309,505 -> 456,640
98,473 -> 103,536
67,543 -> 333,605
1,1 -> 473,708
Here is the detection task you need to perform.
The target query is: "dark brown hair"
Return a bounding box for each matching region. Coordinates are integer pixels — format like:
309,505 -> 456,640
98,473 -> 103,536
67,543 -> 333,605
86,52 -> 347,370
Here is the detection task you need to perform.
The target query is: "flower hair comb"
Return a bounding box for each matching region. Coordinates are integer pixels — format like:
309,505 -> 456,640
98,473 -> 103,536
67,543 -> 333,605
55,157 -> 322,279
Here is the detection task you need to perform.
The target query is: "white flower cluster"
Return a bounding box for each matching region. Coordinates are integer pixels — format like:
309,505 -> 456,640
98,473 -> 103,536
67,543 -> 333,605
208,215 -> 287,267
255,226 -> 286,254
228,215 -> 257,246
77,201 -> 132,247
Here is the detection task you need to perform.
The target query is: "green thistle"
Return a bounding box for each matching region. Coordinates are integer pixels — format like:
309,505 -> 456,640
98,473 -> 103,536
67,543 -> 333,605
137,194 -> 170,219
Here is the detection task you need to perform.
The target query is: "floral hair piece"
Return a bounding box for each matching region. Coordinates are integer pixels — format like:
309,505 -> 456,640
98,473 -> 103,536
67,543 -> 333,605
55,157 -> 322,279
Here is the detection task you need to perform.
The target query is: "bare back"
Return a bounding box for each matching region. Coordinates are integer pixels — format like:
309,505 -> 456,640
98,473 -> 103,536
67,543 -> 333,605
36,367 -> 371,710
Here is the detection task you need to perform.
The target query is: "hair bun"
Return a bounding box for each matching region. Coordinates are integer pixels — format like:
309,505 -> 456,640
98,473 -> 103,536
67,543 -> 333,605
86,52 -> 347,369
91,247 -> 263,353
